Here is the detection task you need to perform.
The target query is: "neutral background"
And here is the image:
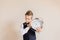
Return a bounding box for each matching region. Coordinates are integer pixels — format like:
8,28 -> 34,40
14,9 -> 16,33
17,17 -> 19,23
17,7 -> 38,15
0,0 -> 60,40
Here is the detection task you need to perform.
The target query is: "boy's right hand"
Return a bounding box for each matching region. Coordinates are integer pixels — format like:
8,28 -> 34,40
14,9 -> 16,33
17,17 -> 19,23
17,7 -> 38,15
36,27 -> 42,32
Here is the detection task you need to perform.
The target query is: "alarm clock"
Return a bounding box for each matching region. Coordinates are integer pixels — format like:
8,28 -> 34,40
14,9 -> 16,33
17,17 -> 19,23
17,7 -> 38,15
31,18 -> 43,30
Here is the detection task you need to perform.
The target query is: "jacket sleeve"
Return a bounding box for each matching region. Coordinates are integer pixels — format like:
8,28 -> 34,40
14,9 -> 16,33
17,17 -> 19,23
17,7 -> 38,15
29,27 -> 36,32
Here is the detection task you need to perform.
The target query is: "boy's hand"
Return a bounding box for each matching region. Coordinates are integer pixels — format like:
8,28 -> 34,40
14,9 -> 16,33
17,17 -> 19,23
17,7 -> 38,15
36,27 -> 42,32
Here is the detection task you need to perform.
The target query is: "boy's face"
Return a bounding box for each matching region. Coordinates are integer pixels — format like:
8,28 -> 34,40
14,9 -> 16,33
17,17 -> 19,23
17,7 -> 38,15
25,15 -> 32,23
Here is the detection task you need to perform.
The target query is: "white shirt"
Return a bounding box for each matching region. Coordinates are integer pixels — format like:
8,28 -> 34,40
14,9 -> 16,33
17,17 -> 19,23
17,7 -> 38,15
20,24 -> 30,35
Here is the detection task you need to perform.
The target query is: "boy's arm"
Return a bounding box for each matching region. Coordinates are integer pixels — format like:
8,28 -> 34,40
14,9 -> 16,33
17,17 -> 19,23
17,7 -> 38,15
29,27 -> 42,32
27,22 -> 36,32
29,27 -> 36,32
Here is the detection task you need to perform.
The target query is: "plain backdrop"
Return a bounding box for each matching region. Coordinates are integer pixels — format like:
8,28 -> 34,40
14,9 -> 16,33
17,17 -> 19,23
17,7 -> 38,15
0,0 -> 60,40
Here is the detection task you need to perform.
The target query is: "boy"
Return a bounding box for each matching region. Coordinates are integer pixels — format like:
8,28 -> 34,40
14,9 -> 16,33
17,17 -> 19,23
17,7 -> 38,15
21,10 -> 42,40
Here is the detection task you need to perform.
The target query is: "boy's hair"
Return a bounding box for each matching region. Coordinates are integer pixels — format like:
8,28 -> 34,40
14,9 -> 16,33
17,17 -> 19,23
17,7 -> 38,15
25,10 -> 33,16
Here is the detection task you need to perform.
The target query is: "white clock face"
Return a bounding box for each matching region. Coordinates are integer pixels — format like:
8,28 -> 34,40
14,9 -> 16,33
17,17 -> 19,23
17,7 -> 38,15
32,18 -> 43,30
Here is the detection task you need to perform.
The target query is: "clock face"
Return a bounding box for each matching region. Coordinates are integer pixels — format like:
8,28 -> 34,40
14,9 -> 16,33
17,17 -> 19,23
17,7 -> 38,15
32,18 -> 43,30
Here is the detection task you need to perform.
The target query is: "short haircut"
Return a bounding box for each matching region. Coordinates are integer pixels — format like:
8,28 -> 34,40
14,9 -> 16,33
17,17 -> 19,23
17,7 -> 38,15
25,10 -> 33,16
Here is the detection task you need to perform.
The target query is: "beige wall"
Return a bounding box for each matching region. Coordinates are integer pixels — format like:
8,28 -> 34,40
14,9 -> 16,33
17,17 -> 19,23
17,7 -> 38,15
0,0 -> 60,40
